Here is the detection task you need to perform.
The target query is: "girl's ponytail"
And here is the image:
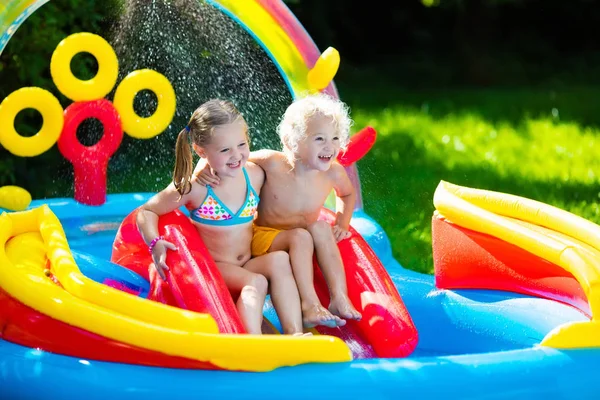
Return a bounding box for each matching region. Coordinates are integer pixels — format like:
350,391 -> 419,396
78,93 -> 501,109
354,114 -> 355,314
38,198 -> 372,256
173,128 -> 193,196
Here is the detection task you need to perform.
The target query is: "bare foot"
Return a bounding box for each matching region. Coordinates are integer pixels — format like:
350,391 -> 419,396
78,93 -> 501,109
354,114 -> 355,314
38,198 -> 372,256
302,304 -> 346,328
329,295 -> 362,321
292,332 -> 314,337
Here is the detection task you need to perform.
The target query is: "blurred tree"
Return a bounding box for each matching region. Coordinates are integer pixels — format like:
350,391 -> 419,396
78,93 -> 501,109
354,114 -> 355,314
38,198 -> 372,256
283,0 -> 600,87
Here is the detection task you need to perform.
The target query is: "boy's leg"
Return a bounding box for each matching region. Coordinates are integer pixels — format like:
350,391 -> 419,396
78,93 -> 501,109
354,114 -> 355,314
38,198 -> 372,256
269,228 -> 345,328
307,221 -> 362,321
216,262 -> 268,334
244,251 -> 306,335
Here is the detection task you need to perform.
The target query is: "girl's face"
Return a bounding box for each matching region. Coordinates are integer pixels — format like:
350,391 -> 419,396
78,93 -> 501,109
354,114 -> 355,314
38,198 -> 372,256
196,119 -> 250,178
294,114 -> 341,171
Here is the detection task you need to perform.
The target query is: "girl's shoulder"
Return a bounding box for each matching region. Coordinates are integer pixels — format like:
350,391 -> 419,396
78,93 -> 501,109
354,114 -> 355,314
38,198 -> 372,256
184,179 -> 209,207
189,178 -> 209,195
245,161 -> 265,191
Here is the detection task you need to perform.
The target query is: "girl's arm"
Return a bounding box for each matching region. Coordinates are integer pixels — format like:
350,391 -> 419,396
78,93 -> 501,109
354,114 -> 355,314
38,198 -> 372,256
136,184 -> 192,279
137,184 -> 188,243
330,162 -> 356,241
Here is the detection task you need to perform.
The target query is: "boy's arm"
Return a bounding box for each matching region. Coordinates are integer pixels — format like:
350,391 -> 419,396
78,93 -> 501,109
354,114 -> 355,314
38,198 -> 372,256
248,149 -> 280,170
331,162 -> 356,231
193,149 -> 279,186
192,158 -> 219,186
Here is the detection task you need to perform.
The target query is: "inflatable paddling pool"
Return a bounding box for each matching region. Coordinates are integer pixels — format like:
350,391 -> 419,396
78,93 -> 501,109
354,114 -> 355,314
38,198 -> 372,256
1,1 -> 600,399
2,184 -> 600,399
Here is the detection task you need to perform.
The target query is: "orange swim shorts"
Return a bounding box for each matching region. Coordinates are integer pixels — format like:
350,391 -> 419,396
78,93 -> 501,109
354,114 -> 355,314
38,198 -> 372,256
251,224 -> 282,257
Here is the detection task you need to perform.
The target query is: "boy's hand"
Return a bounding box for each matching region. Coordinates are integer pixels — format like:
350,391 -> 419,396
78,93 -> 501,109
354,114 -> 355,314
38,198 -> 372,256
193,164 -> 220,186
332,224 -> 351,242
151,240 -> 177,280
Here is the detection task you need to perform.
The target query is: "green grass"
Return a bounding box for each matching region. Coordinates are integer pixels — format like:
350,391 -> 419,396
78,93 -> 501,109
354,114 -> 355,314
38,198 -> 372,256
339,82 -> 600,274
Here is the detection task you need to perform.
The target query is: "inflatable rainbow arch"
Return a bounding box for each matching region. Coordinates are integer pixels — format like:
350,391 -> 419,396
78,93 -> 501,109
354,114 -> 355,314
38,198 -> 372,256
1,1 -> 600,399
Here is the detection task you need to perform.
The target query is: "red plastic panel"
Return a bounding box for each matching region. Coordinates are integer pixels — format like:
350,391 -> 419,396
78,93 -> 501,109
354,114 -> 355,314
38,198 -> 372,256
337,126 -> 377,167
432,214 -> 590,316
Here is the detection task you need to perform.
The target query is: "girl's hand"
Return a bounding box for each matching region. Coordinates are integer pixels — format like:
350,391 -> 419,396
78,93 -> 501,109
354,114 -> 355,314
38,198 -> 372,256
332,224 -> 351,243
151,240 -> 177,280
193,164 -> 220,186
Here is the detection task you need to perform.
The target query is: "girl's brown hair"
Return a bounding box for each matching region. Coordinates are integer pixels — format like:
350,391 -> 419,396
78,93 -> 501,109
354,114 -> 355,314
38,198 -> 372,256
173,99 -> 243,196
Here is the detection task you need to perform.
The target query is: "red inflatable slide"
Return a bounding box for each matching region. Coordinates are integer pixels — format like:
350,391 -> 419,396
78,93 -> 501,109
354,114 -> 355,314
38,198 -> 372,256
111,207 -> 418,359
112,208 -> 245,334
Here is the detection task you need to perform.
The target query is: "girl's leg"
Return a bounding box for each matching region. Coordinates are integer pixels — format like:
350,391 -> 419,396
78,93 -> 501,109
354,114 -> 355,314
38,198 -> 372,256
307,221 -> 362,321
269,229 -> 344,328
216,262 -> 268,334
244,251 -> 303,335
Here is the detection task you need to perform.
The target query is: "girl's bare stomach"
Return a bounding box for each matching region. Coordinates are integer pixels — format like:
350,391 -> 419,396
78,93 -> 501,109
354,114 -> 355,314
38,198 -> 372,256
192,221 -> 253,266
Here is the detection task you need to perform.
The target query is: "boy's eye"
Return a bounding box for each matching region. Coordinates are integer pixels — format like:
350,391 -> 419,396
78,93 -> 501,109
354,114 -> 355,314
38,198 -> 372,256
333,137 -> 339,141
315,137 -> 324,141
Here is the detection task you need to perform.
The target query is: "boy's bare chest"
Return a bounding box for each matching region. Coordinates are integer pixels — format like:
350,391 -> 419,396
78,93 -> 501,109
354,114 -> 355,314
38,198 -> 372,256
263,173 -> 330,213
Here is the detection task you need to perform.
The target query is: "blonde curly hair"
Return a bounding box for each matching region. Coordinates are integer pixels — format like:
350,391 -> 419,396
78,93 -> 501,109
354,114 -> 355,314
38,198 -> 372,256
277,93 -> 352,156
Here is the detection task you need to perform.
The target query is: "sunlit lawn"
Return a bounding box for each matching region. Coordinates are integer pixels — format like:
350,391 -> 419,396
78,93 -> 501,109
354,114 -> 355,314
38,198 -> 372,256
340,82 -> 600,274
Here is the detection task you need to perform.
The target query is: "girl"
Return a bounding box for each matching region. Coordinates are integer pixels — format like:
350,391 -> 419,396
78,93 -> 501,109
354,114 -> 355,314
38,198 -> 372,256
136,99 -> 307,336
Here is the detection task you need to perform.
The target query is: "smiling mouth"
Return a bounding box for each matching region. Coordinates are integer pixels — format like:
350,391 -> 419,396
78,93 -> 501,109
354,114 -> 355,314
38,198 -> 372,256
227,160 -> 241,168
318,155 -> 333,162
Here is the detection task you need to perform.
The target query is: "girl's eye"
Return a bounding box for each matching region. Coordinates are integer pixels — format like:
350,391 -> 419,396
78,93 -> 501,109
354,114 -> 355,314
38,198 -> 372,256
220,148 -> 229,153
238,142 -> 247,147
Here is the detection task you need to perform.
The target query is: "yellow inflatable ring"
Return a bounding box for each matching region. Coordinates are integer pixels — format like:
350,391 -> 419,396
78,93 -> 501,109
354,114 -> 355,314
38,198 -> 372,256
0,87 -> 64,157
50,32 -> 119,102
113,69 -> 176,139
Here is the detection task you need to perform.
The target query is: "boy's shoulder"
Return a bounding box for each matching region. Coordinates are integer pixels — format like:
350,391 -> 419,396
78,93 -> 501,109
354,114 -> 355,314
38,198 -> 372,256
326,161 -> 348,184
327,161 -> 348,179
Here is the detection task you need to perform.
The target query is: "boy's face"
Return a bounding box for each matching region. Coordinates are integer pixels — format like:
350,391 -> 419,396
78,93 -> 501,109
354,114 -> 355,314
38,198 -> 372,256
194,119 -> 250,178
295,114 -> 341,171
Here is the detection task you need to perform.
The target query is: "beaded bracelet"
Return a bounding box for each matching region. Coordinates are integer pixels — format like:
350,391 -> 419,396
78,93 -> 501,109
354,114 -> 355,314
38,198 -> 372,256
148,236 -> 164,253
